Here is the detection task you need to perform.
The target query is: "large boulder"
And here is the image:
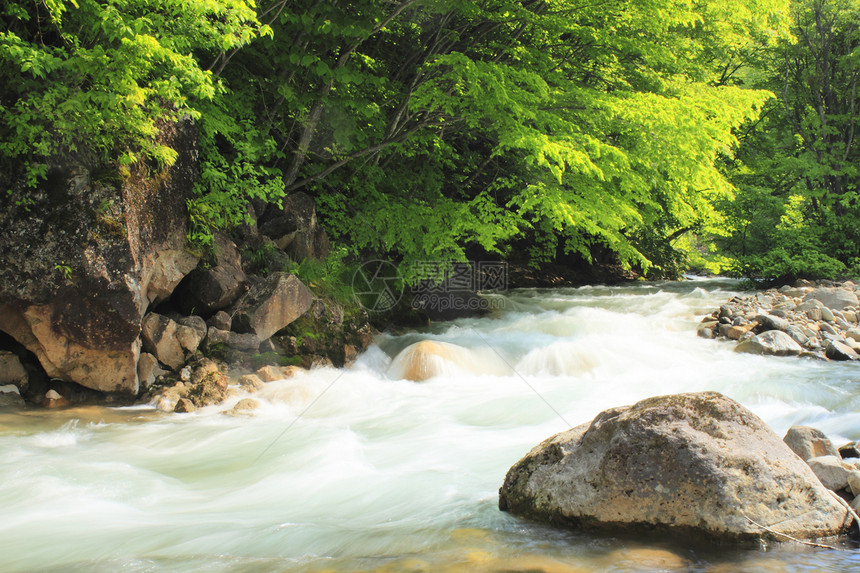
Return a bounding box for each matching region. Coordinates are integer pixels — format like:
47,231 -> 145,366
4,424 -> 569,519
174,233 -> 248,315
0,119 -> 199,394
231,272 -> 313,341
499,392 -> 852,541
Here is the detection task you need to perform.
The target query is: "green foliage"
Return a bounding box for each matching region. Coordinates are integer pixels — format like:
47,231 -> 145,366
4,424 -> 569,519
54,261 -> 73,281
718,0 -> 860,281
287,246 -> 358,310
5,0 -> 808,278
1,0 -> 264,191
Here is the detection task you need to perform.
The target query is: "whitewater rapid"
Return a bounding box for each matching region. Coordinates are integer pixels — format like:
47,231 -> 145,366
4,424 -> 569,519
2,278 -> 860,571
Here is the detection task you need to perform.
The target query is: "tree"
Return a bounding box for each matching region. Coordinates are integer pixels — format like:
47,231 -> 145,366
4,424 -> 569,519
719,0 -> 860,281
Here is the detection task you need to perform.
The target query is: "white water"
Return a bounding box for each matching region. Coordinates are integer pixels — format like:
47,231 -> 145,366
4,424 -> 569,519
3,278 -> 860,572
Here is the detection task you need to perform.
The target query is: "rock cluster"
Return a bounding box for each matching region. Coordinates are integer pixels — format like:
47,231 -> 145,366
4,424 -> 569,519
149,360 -> 302,413
783,425 -> 860,515
0,122 -> 374,408
499,392 -> 854,542
698,280 -> 860,360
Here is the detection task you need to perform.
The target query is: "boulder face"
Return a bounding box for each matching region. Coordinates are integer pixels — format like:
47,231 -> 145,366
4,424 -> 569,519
735,330 -> 803,357
231,272 -> 313,341
499,392 -> 852,541
174,232 -> 248,315
0,119 -> 199,394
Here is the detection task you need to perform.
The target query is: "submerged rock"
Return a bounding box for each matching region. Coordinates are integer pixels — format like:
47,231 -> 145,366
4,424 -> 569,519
387,340 -> 486,382
499,391 -> 852,541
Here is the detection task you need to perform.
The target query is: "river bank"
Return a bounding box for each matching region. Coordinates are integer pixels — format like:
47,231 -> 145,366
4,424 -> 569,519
698,279 -> 860,361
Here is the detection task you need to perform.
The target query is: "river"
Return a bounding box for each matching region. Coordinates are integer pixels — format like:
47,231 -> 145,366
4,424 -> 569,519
2,278 -> 860,572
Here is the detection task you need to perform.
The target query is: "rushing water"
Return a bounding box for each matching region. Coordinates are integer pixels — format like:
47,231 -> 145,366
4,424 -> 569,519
3,278 -> 860,572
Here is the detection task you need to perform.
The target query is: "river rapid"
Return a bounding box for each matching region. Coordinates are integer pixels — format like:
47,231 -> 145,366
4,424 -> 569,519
3,278 -> 860,572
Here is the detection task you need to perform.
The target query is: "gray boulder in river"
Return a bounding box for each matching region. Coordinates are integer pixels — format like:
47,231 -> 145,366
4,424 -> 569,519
499,391 -> 852,541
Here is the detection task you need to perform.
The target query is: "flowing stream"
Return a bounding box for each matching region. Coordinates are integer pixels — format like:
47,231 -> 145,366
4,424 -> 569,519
3,278 -> 860,572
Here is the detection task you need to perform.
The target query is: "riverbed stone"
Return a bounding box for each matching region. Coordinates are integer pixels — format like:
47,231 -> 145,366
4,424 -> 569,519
136,352 -> 163,389
186,360 -> 229,407
819,322 -> 839,335
805,288 -> 859,310
227,332 -> 260,352
237,374 -> 264,392
727,324 -> 755,340
785,325 -> 809,346
41,389 -> 69,408
141,313 -> 186,370
227,398 -> 259,415
499,391 -> 851,541
755,314 -> 790,333
825,340 -> 859,361
839,442 -> 860,459
206,311 -> 232,332
783,426 -> 840,460
174,397 -> 196,413
807,455 -> 851,491
735,330 -> 803,357
848,470 -> 860,497
255,365 -> 282,382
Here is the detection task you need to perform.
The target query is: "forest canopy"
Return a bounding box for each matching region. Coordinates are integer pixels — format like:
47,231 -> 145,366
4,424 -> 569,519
2,0 -> 857,281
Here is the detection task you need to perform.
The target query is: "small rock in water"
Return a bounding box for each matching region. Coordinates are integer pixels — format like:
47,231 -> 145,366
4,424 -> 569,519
256,365 -> 282,382
600,548 -> 688,571
237,374 -> 264,392
225,398 -> 260,416
825,340 -> 859,361
280,365 -> 305,378
174,397 -> 196,413
839,442 -> 860,459
0,384 -> 25,408
179,365 -> 192,381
